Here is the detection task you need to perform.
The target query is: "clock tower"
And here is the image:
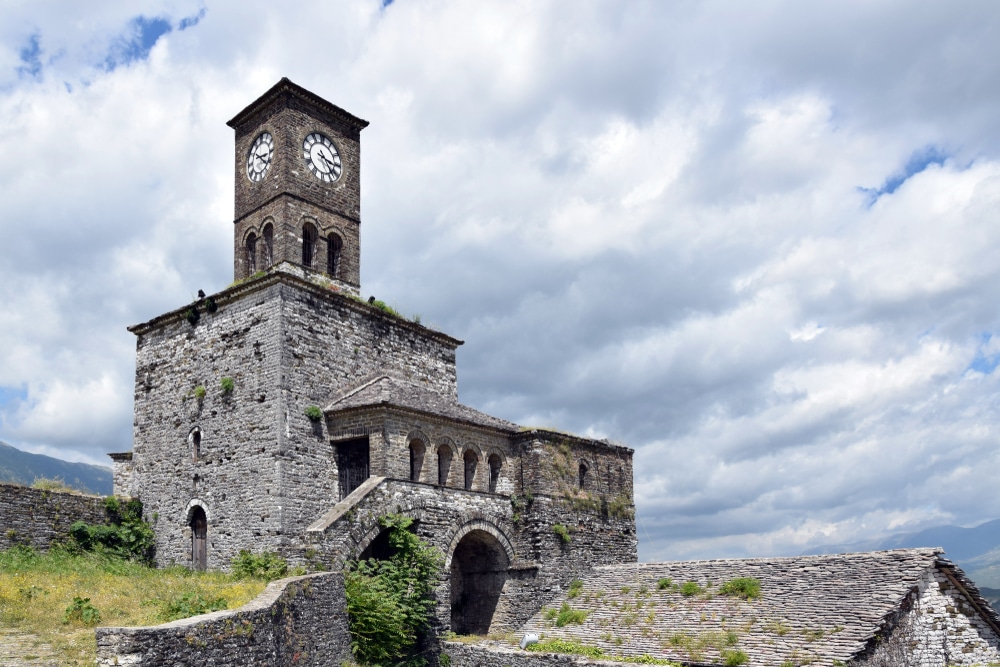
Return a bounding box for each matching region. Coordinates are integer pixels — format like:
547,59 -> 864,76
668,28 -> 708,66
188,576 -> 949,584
227,78 -> 369,292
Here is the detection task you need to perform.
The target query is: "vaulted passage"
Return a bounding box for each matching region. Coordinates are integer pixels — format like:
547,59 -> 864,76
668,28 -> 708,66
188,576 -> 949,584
450,529 -> 509,635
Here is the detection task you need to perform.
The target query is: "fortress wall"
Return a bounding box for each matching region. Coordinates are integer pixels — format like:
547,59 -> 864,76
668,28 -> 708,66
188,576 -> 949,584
96,571 -> 350,667
443,641 -> 613,667
0,483 -> 107,551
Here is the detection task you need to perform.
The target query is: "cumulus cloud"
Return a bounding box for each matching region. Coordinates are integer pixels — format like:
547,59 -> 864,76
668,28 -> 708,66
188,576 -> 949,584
2,0 -> 1000,560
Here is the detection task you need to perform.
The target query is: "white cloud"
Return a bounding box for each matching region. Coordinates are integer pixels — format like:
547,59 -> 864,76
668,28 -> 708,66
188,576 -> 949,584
3,0 -> 1000,561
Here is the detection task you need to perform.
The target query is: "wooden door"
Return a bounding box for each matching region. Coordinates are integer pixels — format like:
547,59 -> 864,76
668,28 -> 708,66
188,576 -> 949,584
191,507 -> 207,570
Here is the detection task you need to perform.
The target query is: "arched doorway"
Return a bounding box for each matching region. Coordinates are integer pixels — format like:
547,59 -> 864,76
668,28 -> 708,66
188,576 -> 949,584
450,529 -> 509,635
190,506 -> 207,570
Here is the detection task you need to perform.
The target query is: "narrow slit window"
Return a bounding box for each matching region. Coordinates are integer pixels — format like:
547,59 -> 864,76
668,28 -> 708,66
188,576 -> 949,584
262,223 -> 274,267
488,454 -> 502,493
245,233 -> 257,274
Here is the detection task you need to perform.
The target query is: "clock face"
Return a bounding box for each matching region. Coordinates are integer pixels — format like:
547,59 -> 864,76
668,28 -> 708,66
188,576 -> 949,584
303,132 -> 342,183
246,132 -> 274,182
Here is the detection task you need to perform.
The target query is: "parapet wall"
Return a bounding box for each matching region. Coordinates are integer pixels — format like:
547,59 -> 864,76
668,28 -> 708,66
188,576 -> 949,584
0,483 -> 107,550
96,571 -> 351,667
443,642 -> 617,667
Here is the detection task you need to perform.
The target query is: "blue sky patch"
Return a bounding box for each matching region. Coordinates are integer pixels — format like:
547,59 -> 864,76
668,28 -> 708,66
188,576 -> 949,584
103,16 -> 173,71
382,0 -> 395,7
860,145 -> 949,206
968,333 -> 1000,375
178,8 -> 206,31
17,34 -> 42,79
0,385 -> 28,411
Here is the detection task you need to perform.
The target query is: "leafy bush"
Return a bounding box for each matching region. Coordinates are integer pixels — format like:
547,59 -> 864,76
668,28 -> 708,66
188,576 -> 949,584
304,405 -> 323,421
64,596 -> 101,626
69,497 -> 154,563
722,649 -> 749,666
230,550 -> 288,581
159,591 -> 227,621
545,602 -> 587,627
657,577 -> 674,591
552,524 -> 572,544
680,581 -> 702,596
220,377 -> 235,393
567,578 -> 583,599
345,514 -> 443,667
718,577 -> 761,601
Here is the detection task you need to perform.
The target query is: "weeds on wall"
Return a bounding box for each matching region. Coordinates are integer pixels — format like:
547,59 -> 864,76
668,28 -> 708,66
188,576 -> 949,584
230,550 -> 293,581
552,524 -> 572,544
220,377 -> 235,394
718,577 -> 762,601
193,385 -> 207,400
344,514 -> 443,667
304,405 -> 323,421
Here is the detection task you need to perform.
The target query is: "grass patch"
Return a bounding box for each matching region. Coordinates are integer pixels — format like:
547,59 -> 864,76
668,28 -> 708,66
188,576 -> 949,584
666,630 -> 740,663
718,577 -> 762,601
543,602 -> 588,627
0,545 -> 267,666
30,478 -> 84,494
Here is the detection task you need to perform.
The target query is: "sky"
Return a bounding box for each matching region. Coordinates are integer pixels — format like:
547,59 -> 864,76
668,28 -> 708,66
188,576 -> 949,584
2,0 -> 1000,562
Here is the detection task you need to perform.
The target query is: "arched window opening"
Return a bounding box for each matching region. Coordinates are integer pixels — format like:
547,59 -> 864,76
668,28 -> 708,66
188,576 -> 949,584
245,233 -> 257,274
450,529 -> 509,635
488,454 -> 502,493
327,233 -> 342,277
262,223 -> 274,267
190,506 -> 207,571
579,461 -> 589,490
463,450 -> 478,491
437,445 -> 452,486
302,222 -> 318,266
409,440 -> 425,482
190,428 -> 201,462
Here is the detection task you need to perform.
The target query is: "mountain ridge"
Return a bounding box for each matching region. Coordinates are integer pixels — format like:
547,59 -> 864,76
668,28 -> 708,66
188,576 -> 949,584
0,440 -> 112,496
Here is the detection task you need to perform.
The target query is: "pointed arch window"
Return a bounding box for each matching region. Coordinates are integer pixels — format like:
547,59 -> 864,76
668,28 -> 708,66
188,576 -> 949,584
327,233 -> 342,277
302,222 -> 318,267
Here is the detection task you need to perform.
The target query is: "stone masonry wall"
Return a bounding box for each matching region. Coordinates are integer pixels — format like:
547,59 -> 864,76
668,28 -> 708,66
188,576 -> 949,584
868,567 -> 1000,666
304,478 -> 637,638
129,270 -> 461,569
443,641 -> 622,667
0,483 -> 107,551
96,572 -> 350,667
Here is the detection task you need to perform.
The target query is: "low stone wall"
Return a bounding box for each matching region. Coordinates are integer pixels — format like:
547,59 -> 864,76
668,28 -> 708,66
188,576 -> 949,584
95,571 -> 351,667
0,483 -> 107,551
443,641 -> 625,667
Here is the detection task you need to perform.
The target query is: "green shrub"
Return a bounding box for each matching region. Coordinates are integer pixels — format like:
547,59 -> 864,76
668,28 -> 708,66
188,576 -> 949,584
69,498 -> 154,563
304,405 -> 323,421
657,577 -> 674,591
64,596 -> 101,626
527,637 -> 604,658
680,581 -> 701,596
718,577 -> 761,601
230,550 -> 288,581
220,377 -> 235,393
552,602 -> 587,627
722,649 -> 749,666
159,591 -> 227,621
193,385 -> 207,400
345,514 -> 443,667
552,524 -> 571,544
567,578 -> 584,599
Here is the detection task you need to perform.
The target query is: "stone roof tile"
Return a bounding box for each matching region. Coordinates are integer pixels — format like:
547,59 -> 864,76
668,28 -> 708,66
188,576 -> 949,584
325,374 -> 518,432
520,548 -> 955,666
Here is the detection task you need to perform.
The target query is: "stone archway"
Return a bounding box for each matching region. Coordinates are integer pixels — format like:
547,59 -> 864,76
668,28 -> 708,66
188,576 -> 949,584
449,529 -> 510,635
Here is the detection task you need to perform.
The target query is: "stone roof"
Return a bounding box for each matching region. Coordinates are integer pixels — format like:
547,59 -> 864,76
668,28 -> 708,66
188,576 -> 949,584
324,374 -> 519,432
519,548 -> 997,667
